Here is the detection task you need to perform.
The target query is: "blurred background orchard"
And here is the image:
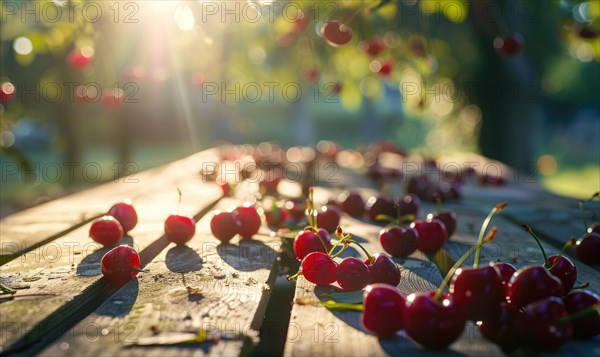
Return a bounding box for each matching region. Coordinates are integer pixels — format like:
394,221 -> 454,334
0,0 -> 599,217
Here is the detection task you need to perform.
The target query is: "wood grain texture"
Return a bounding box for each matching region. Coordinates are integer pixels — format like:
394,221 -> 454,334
39,197 -> 281,357
0,149 -> 222,264
0,151 -> 222,354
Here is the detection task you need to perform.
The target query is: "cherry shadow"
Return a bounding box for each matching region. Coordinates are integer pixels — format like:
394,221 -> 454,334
165,245 -> 203,273
76,235 -> 134,276
96,278 -> 140,317
217,239 -> 279,271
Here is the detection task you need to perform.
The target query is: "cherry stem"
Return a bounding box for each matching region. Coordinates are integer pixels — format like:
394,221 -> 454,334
434,240 -> 487,301
287,271 -> 302,281
132,267 -> 147,273
306,227 -> 330,253
572,282 -> 590,289
307,187 -> 316,229
473,202 -> 507,268
177,188 -> 183,214
434,192 -> 443,212
522,225 -> 551,269
558,303 -> 600,324
0,283 -> 16,295
349,239 -> 373,262
328,227 -> 352,256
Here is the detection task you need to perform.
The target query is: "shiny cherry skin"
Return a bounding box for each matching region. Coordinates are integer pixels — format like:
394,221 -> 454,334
379,226 -> 418,258
404,292 -> 466,349
336,257 -> 370,291
492,262 -> 517,298
108,201 -> 138,232
366,196 -> 397,222
517,297 -> 572,351
101,245 -> 141,287
450,265 -> 504,321
165,214 -> 196,245
321,20 -> 353,47
365,253 -> 401,286
339,191 -> 365,218
410,219 -> 448,254
547,254 -> 577,292
477,302 -> 521,354
362,284 -> 405,337
316,206 -> 341,233
397,194 -> 420,217
210,211 -> 240,244
426,210 -> 457,238
301,252 -> 337,285
576,233 -> 600,265
90,216 -> 124,247
234,206 -> 261,239
293,228 -> 332,261
507,265 -> 563,308
264,204 -> 289,228
563,290 -> 600,339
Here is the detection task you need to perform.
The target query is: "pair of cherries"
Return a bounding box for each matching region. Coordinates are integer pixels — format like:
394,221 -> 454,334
89,201 -> 138,246
210,205 -> 261,243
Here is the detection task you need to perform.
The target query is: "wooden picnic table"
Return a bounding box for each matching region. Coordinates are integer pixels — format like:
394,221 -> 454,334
0,147 -> 598,357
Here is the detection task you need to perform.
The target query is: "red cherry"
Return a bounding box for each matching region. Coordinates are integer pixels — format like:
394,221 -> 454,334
379,226 -> 418,258
366,196 -> 397,222
301,252 -> 337,285
494,33 -> 524,57
101,245 -> 141,287
234,205 -> 261,239
108,201 -> 138,233
410,219 -> 448,254
259,174 -> 281,195
397,194 -> 420,217
165,214 -> 196,245
404,292 -> 466,349
450,265 -> 504,320
68,48 -> 93,70
359,37 -> 385,57
377,60 -> 393,77
90,216 -> 124,247
101,88 -> 124,109
316,206 -> 341,233
427,210 -> 457,238
336,257 -> 370,291
517,297 -> 572,351
321,21 -> 353,47
507,265 -> 563,308
492,262 -> 517,298
293,228 -> 332,261
362,284 -> 405,337
365,253 -> 401,286
547,254 -> 577,292
210,211 -> 240,244
338,191 -> 365,217
286,197 -> 307,221
0,82 -> 16,102
576,233 -> 600,265
477,302 -> 521,354
264,202 -> 289,228
563,290 -> 600,339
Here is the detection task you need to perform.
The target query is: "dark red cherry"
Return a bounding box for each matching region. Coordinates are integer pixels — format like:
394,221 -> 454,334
575,24 -> 598,39
450,265 -> 504,321
410,219 -> 448,254
507,265 -> 563,308
366,196 -> 397,222
379,226 -> 418,258
404,292 -> 466,350
165,214 -> 196,245
427,210 -> 457,237
210,211 -> 240,243
264,202 -> 289,228
108,201 -> 138,233
517,297 -> 572,351
339,191 -> 365,218
576,233 -> 600,265
101,245 -> 141,287
397,194 -> 420,217
405,175 -> 429,197
494,33 -> 524,57
563,290 -> 600,339
234,206 -> 261,239
293,228 -> 332,261
492,262 -> 517,298
301,252 -> 337,285
336,257 -> 370,291
362,284 -> 405,337
547,254 -> 577,292
365,253 -> 401,286
477,302 -> 521,354
90,216 -> 124,247
316,206 -> 341,233
321,21 -> 353,47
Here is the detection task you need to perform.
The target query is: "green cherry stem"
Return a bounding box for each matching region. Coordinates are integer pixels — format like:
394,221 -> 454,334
473,202 -> 507,268
328,227 -> 351,256
305,226 -> 329,253
349,239 -> 373,262
307,187 -> 317,229
558,303 -> 600,324
522,225 -> 551,269
434,192 -> 443,212
0,283 -> 16,295
549,237 -> 576,269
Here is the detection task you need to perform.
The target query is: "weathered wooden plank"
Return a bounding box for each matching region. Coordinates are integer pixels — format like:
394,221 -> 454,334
39,197 -> 281,357
0,153 -> 223,354
0,149 -> 222,264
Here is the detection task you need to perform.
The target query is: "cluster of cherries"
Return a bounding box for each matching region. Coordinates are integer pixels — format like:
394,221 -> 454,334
210,205 -> 262,243
362,204 -> 600,352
